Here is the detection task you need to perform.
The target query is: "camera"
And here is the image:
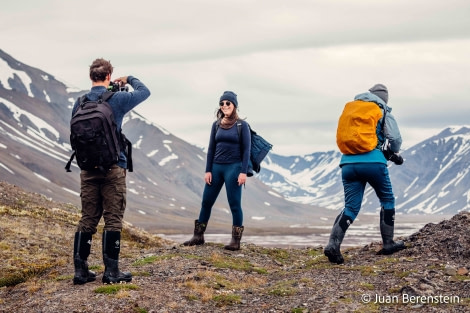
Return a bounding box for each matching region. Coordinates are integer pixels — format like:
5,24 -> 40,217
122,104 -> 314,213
108,81 -> 129,92
381,142 -> 404,165
389,153 -> 404,165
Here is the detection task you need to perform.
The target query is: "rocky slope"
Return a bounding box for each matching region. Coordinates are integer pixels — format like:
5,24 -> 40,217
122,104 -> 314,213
1,181 -> 469,312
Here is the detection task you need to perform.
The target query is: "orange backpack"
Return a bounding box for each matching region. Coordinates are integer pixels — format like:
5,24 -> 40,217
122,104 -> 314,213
336,100 -> 383,154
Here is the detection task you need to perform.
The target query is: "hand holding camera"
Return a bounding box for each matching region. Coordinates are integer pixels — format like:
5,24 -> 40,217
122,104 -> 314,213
381,142 -> 404,165
108,76 -> 129,92
389,153 -> 404,165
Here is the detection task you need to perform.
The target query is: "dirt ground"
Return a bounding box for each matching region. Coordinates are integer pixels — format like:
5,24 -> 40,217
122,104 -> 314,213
1,181 -> 470,312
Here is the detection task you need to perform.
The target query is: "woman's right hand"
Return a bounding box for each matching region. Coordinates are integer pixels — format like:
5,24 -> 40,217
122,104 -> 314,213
205,172 -> 212,185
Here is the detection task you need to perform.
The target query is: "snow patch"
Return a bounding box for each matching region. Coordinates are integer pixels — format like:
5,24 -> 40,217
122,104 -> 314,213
33,172 -> 50,182
268,190 -> 282,198
133,136 -> 144,149
0,97 -> 60,139
0,162 -> 14,174
158,153 -> 178,166
43,90 -> 51,102
62,187 -> 79,196
147,149 -> 159,157
0,59 -> 34,97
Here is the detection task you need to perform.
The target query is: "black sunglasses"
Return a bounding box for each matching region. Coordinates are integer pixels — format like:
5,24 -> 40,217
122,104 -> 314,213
219,101 -> 232,107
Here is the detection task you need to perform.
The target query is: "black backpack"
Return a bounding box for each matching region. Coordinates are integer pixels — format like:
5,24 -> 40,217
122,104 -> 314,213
65,91 -> 133,174
216,120 -> 273,177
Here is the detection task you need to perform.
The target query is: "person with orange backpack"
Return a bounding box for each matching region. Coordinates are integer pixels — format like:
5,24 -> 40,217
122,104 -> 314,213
324,84 -> 405,264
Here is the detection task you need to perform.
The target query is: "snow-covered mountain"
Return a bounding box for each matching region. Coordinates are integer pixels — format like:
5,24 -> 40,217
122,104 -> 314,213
0,49 -> 335,234
1,48 -> 467,238
259,151 -> 343,209
259,127 -> 470,216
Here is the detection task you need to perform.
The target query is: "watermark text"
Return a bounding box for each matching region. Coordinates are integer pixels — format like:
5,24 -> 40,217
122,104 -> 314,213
361,293 -> 461,305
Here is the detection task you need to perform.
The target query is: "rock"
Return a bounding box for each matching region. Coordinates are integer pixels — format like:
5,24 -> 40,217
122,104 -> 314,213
457,267 -> 469,276
444,266 -> 457,276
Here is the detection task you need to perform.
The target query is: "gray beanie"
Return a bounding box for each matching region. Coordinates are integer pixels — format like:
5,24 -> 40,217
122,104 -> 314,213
220,91 -> 238,107
369,84 -> 388,104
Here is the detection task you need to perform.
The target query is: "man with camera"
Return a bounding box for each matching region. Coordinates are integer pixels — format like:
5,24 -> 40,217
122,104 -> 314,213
71,58 -> 150,284
324,83 -> 405,265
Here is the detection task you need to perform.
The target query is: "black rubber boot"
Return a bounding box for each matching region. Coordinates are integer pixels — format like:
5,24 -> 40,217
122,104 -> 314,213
324,212 -> 353,264
102,231 -> 132,284
224,226 -> 244,251
73,232 -> 96,285
183,220 -> 207,246
378,207 -> 405,255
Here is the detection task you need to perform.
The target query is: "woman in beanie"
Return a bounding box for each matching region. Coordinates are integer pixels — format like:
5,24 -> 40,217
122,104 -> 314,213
324,83 -> 405,264
184,91 -> 251,250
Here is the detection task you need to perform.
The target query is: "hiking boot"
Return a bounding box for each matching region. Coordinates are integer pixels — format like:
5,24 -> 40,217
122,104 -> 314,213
102,231 -> 132,284
324,212 -> 352,264
224,226 -> 244,251
378,207 -> 406,255
183,220 -> 207,246
73,232 -> 96,285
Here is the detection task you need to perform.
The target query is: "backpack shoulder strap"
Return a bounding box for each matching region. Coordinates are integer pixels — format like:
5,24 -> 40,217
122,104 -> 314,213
78,95 -> 87,106
100,91 -> 114,102
121,133 -> 133,172
380,104 -> 388,135
236,120 -> 242,139
65,151 -> 76,172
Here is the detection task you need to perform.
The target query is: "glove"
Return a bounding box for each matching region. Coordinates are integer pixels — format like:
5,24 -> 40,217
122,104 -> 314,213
381,142 -> 394,160
389,153 -> 404,165
382,148 -> 393,160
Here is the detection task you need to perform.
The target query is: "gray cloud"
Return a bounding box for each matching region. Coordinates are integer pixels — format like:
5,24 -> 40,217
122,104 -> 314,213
1,0 -> 470,155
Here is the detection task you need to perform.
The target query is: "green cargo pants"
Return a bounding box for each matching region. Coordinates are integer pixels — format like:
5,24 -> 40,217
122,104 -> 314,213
77,165 -> 127,233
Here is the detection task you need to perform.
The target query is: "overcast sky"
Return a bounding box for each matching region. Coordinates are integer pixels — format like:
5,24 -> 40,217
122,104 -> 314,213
2,0 -> 470,155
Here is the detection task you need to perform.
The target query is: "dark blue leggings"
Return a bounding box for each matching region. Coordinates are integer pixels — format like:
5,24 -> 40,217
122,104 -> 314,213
342,163 -> 395,221
198,162 -> 243,226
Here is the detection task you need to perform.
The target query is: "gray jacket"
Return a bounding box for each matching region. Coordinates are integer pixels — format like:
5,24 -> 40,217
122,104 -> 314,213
354,92 -> 402,153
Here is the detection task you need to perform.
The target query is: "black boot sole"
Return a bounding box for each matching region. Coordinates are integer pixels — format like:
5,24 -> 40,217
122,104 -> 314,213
378,243 -> 406,255
73,276 -> 96,285
224,245 -> 240,251
324,247 -> 344,264
102,277 -> 132,284
183,240 -> 204,246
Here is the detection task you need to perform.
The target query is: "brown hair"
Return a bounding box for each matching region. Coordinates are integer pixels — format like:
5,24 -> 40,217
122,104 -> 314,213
89,58 -> 113,82
216,107 -> 240,129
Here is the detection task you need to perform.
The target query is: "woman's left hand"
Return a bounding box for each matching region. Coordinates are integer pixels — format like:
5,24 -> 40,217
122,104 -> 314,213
238,173 -> 247,186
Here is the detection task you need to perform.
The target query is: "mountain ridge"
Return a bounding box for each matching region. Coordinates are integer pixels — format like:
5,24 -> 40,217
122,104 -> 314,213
0,49 -> 332,235
1,48 -> 468,239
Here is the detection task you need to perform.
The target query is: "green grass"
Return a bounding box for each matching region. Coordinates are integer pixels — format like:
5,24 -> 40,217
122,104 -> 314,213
210,253 -> 267,274
359,282 -> 375,290
0,263 -> 54,287
132,254 -> 177,266
268,280 -> 298,297
212,294 -> 242,306
94,284 -> 138,294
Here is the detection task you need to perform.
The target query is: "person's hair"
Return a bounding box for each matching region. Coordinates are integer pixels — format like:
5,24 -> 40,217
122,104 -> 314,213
216,106 -> 240,129
89,58 -> 113,82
